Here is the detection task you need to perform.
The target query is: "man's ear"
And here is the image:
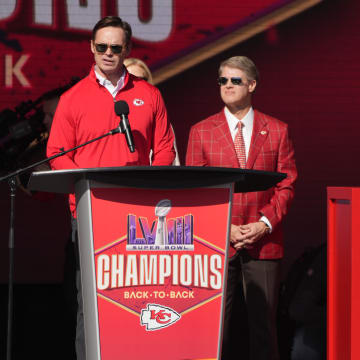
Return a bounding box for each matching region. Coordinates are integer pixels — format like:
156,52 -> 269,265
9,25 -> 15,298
90,40 -> 95,54
249,80 -> 257,93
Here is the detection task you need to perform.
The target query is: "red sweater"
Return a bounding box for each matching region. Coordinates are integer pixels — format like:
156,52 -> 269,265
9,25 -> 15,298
47,67 -> 175,216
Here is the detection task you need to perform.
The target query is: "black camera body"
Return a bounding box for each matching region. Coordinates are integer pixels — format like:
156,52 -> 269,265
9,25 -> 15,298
0,100 -> 46,171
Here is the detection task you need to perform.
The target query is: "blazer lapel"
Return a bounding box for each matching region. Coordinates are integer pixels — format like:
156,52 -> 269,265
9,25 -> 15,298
246,110 -> 269,169
212,110 -> 239,168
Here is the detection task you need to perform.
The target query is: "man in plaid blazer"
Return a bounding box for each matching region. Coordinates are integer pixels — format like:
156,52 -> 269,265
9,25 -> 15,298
186,56 -> 297,360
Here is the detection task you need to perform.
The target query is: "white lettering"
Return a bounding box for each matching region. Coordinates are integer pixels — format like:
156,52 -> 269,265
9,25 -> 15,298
125,254 -> 138,286
139,254 -> 157,285
210,255 -> 222,290
159,255 -> 171,284
0,1 -> 17,21
180,254 -> 192,286
97,254 -> 110,290
118,0 -> 173,42
34,0 -> 52,25
96,253 -> 223,290
194,255 -> 208,287
172,254 -> 179,285
5,54 -> 31,87
111,254 -> 124,288
66,0 -> 101,31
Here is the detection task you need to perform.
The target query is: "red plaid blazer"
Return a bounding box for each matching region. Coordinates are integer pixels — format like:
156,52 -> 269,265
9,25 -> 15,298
186,109 -> 297,259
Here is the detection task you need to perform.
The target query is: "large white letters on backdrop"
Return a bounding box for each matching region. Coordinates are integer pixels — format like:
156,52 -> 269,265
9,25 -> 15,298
0,0 -> 17,20
26,0 -> 173,42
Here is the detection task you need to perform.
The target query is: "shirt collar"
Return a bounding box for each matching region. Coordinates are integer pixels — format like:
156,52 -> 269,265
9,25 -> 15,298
94,65 -> 126,89
224,106 -> 254,130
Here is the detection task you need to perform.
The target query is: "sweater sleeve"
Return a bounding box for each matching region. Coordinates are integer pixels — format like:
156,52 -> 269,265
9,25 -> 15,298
46,95 -> 80,170
150,88 -> 176,166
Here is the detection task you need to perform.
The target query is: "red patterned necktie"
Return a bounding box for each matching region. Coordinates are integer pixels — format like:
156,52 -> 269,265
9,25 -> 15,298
234,121 -> 246,168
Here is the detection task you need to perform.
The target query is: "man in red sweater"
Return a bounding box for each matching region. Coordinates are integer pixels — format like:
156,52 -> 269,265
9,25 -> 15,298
46,16 -> 175,359
47,16 -> 175,218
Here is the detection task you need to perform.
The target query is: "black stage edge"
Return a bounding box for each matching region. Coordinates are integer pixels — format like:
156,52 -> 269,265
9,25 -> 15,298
0,284 -> 76,360
28,166 -> 286,194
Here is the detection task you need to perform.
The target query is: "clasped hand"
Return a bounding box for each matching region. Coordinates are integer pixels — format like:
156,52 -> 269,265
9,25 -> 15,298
230,222 -> 269,250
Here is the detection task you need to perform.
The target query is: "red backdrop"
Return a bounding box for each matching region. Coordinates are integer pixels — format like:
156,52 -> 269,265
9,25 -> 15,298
0,0 -> 359,282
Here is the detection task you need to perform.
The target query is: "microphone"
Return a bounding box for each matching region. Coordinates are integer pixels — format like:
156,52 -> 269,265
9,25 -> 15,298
114,100 -> 135,153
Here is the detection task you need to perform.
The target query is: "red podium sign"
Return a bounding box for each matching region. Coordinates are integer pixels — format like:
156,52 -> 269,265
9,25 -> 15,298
87,186 -> 232,360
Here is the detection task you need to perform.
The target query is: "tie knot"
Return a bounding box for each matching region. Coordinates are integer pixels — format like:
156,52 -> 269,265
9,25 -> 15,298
238,121 -> 243,130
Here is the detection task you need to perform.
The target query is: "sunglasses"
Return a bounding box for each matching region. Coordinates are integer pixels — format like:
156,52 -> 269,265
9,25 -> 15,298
94,43 -> 123,54
218,77 -> 243,86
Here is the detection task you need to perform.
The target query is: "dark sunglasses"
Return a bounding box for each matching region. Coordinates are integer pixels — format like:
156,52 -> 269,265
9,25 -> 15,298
218,77 -> 243,86
94,43 -> 123,54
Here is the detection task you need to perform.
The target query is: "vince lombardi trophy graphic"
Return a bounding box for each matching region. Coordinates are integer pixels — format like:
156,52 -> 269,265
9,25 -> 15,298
155,199 -> 172,245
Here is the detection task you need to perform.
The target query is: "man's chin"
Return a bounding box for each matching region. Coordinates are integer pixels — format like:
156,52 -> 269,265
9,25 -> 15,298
99,66 -> 121,77
101,65 -> 116,73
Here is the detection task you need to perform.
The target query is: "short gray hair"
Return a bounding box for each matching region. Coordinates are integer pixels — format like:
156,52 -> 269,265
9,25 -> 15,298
219,56 -> 259,83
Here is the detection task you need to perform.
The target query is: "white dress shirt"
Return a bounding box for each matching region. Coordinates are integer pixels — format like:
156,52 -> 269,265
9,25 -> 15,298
94,66 -> 126,98
224,106 -> 272,231
225,106 -> 254,159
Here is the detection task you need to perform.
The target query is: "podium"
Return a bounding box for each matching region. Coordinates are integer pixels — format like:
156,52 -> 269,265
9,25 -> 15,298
29,166 -> 285,360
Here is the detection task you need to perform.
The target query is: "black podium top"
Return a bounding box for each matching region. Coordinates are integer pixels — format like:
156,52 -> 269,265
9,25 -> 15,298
28,166 -> 286,194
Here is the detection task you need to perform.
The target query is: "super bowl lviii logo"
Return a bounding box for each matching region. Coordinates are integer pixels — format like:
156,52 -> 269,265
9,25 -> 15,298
127,199 -> 194,251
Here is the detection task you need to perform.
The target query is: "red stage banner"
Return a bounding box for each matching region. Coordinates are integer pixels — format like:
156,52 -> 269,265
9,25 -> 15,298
89,186 -> 231,360
0,0 -> 322,110
0,0 -> 322,173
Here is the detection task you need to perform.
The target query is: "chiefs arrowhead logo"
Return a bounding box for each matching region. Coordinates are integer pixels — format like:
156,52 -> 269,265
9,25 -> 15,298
141,304 -> 181,331
133,98 -> 144,106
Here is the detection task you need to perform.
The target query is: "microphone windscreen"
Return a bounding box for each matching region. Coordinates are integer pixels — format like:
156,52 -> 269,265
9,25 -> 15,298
114,100 -> 130,116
